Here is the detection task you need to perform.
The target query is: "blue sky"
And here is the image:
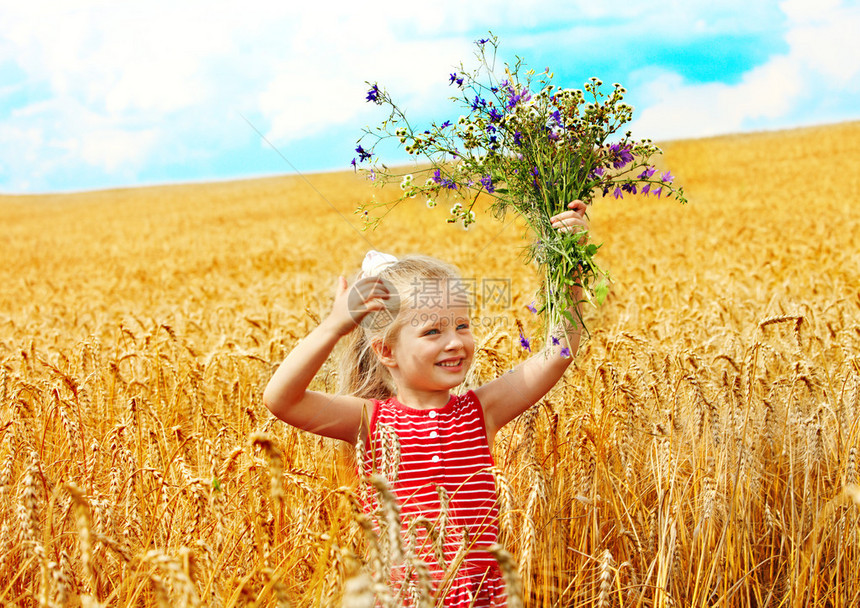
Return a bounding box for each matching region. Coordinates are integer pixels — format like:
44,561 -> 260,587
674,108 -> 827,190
1,0 -> 858,194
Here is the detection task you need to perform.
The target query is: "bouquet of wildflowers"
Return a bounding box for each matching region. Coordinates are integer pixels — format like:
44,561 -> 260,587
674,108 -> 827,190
353,34 -> 686,338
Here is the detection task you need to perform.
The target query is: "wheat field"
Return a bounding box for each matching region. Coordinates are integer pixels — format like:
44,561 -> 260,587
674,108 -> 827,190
1,121 -> 859,607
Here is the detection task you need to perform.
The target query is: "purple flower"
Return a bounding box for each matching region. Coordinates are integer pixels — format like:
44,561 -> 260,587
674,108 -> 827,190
550,109 -> 561,124
477,38 -> 489,45
503,81 -> 532,110
560,347 -> 571,358
513,131 -> 524,147
481,174 -> 495,193
449,73 -> 464,87
366,84 -> 381,103
551,336 -> 560,346
661,171 -> 674,184
440,120 -> 452,129
608,143 -> 634,169
355,145 -> 372,162
641,183 -> 651,195
653,186 -> 663,198
431,169 -> 456,189
471,95 -> 487,111
638,166 -> 657,179
613,185 -> 624,199
622,182 -> 637,195
488,107 -> 503,123
619,151 -> 634,169
526,302 -> 537,314
519,331 -> 531,352
433,169 -> 458,190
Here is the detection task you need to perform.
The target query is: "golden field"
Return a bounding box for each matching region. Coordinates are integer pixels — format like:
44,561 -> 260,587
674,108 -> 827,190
1,121 -> 859,607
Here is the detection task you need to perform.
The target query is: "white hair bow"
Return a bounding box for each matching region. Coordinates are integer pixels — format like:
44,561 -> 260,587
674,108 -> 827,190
360,250 -> 398,278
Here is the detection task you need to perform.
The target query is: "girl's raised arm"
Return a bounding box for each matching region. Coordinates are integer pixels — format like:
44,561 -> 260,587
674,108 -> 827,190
262,276 -> 390,443
474,201 -> 589,444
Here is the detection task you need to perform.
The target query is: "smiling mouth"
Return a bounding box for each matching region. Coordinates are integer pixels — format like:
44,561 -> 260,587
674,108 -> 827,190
436,359 -> 464,368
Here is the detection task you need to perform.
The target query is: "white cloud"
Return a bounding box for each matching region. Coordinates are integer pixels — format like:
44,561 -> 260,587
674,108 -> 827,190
631,56 -> 804,140
628,0 -> 860,140
779,0 -> 842,21
0,97 -> 161,190
784,8 -> 860,85
257,32 -> 467,142
1,1 -> 259,115
79,128 -> 161,173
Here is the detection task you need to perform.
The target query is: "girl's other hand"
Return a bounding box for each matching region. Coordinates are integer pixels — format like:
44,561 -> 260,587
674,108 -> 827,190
328,276 -> 391,336
549,200 -> 588,236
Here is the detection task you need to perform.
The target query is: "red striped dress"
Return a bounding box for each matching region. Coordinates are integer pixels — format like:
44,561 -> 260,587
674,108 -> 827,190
362,390 -> 506,606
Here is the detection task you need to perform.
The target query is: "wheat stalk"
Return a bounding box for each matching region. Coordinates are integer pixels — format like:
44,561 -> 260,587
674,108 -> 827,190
369,474 -> 404,567
65,483 -> 98,599
251,432 -> 285,502
596,549 -> 614,608
488,544 -> 523,608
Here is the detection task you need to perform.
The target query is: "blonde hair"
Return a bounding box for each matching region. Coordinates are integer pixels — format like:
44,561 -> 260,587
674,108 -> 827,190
337,255 -> 465,400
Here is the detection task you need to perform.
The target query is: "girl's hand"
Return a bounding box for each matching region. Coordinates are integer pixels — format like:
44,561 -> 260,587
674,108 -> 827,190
550,200 -> 588,237
550,200 -> 589,293
327,276 -> 392,336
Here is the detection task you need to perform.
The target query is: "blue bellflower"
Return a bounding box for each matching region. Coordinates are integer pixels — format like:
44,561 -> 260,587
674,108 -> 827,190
366,84 -> 381,103
481,175 -> 495,193
519,331 -> 531,352
355,145 -> 372,162
638,166 -> 657,179
608,143 -> 634,169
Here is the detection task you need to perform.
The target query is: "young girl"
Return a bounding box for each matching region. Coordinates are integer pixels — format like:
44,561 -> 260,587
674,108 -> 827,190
263,201 -> 589,606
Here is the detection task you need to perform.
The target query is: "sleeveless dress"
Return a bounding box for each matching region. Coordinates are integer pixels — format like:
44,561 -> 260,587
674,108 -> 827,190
362,390 -> 506,607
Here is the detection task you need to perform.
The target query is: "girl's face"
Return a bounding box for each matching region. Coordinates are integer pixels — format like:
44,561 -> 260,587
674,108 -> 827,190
384,291 -> 474,394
